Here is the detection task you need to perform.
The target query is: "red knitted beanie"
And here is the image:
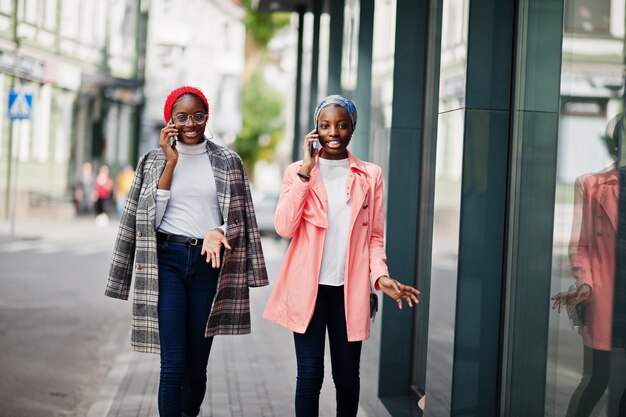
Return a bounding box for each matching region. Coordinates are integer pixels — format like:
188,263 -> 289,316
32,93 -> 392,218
163,86 -> 209,123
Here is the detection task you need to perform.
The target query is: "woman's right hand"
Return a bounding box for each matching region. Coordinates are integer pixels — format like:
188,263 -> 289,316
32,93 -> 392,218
159,122 -> 179,162
300,129 -> 319,175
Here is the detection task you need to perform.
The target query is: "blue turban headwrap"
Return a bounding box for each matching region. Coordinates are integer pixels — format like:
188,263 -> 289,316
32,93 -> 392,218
314,95 -> 358,131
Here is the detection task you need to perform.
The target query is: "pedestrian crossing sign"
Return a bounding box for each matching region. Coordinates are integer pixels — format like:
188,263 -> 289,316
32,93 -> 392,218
8,89 -> 33,120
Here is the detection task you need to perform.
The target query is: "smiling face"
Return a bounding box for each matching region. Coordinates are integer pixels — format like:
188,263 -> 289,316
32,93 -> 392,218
317,105 -> 353,160
171,94 -> 208,145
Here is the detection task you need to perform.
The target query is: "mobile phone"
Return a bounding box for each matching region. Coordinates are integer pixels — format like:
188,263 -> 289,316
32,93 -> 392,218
309,127 -> 318,156
169,119 -> 178,147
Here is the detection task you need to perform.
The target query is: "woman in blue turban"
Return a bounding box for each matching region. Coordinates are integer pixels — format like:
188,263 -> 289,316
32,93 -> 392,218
264,94 -> 420,416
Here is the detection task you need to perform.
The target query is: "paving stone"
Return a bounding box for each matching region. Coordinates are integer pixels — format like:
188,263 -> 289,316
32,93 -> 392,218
95,238 -> 392,417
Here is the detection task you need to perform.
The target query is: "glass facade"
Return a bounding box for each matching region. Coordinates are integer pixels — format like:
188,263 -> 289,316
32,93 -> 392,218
423,0 -> 469,413
546,0 -> 626,416
261,0 -> 626,414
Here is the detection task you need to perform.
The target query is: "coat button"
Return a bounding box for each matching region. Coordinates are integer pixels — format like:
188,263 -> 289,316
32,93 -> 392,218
234,219 -> 240,225
363,204 -> 368,209
136,264 -> 142,271
137,231 -> 142,237
363,221 -> 368,226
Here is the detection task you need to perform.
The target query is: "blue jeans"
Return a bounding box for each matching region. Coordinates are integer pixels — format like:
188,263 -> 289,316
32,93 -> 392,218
157,239 -> 219,417
293,285 -> 362,417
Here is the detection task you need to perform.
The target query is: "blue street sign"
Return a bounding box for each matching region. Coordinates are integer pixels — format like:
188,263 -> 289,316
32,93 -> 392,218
8,89 -> 33,120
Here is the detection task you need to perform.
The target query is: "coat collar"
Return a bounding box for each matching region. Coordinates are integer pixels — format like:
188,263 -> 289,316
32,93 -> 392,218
305,151 -> 368,178
205,139 -> 231,220
303,151 -> 370,226
346,151 -> 368,177
151,139 -> 232,221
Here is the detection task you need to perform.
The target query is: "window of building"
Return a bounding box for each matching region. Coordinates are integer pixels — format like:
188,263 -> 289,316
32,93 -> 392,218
20,0 -> 39,24
60,0 -> 79,38
564,0 -> 611,34
0,0 -> 13,14
43,0 -> 57,30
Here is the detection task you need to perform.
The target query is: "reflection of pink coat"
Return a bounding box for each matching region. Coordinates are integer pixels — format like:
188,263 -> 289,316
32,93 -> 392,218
569,168 -> 618,351
263,152 -> 389,341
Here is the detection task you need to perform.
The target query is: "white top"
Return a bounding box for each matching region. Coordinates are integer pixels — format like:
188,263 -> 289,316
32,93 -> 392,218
317,157 -> 351,286
156,141 -> 224,238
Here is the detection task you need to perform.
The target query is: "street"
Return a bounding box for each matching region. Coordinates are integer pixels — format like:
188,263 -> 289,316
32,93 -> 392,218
0,218 -> 127,417
0,218 -> 392,417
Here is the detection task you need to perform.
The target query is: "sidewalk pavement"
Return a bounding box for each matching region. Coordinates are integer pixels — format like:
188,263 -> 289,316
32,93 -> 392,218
0,214 -> 389,417
0,214 -> 120,244
70,228 -> 392,417
0,216 -> 395,416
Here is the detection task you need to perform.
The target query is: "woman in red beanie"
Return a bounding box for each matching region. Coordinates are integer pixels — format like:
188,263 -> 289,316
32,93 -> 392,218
106,86 -> 268,417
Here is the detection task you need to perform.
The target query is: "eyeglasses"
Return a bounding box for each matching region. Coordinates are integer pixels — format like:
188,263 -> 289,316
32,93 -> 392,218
173,112 -> 208,124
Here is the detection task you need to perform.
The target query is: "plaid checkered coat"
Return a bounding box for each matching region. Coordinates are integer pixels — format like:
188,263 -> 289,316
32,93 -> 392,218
105,140 -> 268,354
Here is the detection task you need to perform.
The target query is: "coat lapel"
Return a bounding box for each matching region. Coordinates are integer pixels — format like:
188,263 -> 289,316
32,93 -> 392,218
207,140 -> 231,223
595,171 -> 619,231
309,164 -> 328,210
346,153 -> 369,232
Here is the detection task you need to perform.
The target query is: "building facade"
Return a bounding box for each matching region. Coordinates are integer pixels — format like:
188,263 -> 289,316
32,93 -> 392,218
0,0 -> 148,219
258,0 -> 626,416
140,0 -> 246,156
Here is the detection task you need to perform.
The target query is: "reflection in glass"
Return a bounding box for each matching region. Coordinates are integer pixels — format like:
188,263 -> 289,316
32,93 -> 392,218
551,116 -> 622,416
424,0 -> 470,412
548,1 -> 626,414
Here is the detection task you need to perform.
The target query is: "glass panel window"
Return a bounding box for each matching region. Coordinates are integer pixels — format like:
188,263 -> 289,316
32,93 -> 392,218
0,0 -> 13,14
564,0 -> 611,34
60,0 -> 79,38
32,84 -> 51,162
54,91 -> 73,164
79,1 -> 95,44
423,0 -> 469,414
546,0 -> 625,415
43,0 -> 57,30
22,0 -> 38,23
341,0 -> 360,91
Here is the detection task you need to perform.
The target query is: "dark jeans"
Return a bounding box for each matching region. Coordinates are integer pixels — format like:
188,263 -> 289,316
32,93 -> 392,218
566,346 -> 610,417
157,239 -> 218,417
293,285 -> 362,417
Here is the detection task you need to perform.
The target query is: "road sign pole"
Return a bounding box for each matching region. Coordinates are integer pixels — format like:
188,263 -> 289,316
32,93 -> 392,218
9,120 -> 19,237
4,77 -> 15,220
5,81 -> 33,235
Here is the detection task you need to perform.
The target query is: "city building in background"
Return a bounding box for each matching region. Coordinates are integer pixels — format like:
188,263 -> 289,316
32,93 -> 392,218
258,0 -> 626,416
0,0 -> 148,219
0,0 -> 624,415
140,0 -> 246,156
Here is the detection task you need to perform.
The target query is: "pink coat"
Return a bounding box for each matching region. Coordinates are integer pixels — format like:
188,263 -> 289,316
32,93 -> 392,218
569,168 -> 618,351
263,152 -> 389,341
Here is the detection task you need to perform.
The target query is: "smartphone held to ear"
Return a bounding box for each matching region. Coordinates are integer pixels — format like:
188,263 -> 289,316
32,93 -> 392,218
309,140 -> 317,157
169,119 -> 178,147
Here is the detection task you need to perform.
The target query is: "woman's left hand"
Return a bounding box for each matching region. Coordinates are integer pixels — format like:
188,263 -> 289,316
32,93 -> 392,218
201,228 -> 232,268
377,276 -> 420,309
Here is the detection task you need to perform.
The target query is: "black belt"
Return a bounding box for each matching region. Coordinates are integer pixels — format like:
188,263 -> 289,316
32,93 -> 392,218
157,232 -> 203,246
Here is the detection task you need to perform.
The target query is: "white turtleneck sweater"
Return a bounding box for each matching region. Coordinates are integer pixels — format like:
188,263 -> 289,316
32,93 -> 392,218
155,141 -> 224,239
317,157 -> 351,286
